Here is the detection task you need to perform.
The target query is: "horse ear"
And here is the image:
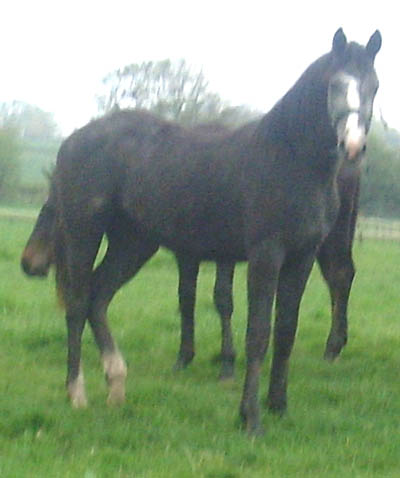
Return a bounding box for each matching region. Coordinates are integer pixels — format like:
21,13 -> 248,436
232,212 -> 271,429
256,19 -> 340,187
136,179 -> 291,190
332,28 -> 347,56
366,30 -> 382,60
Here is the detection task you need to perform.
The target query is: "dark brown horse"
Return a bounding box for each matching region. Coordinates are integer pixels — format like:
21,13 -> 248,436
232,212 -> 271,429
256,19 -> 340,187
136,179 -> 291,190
21,191 -> 238,378
22,152 -> 360,378
21,122 -> 239,380
22,29 -> 381,434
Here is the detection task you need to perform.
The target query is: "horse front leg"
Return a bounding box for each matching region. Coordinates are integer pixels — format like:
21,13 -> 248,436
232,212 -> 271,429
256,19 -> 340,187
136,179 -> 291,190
317,242 -> 355,361
214,262 -> 235,380
240,242 -> 283,435
318,177 -> 359,361
267,252 -> 315,414
174,254 -> 200,370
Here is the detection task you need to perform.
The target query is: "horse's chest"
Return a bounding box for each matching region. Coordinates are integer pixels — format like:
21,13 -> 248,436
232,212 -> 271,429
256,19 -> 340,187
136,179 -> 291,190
288,189 -> 339,249
246,183 -> 340,252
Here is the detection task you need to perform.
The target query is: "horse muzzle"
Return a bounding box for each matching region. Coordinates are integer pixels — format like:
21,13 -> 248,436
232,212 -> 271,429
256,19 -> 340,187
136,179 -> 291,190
337,112 -> 367,162
21,246 -> 52,277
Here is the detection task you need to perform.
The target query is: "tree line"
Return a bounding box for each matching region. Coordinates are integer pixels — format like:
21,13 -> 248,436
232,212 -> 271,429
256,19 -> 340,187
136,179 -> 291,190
96,59 -> 261,127
1,59 -> 400,218
360,121 -> 400,217
0,101 -> 61,204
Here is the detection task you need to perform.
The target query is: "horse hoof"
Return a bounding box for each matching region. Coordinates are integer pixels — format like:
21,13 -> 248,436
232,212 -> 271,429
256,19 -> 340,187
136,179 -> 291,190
107,379 -> 126,406
238,416 -> 265,437
248,423 -> 265,437
107,392 -> 125,406
239,403 -> 264,437
172,359 -> 186,372
68,377 -> 88,408
70,394 -> 88,409
266,398 -> 287,417
324,343 -> 345,361
218,365 -> 235,382
324,350 -> 340,361
173,354 -> 194,372
324,334 -> 347,361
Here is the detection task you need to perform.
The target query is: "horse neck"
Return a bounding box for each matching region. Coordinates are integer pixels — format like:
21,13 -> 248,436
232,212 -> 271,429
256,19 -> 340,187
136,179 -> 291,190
258,59 -> 341,184
267,55 -> 337,161
289,69 -> 335,146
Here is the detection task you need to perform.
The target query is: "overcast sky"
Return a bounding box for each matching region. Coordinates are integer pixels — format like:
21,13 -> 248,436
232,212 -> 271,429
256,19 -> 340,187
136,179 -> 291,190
2,0 -> 397,135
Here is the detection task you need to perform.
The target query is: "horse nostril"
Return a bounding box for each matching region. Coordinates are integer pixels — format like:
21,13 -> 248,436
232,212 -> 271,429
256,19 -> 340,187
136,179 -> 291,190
21,253 -> 50,277
21,256 -> 32,275
338,139 -> 346,151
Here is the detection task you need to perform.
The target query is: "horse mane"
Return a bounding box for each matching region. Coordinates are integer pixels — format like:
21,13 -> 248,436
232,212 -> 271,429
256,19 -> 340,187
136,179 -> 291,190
256,38 -> 378,152
255,52 -> 334,149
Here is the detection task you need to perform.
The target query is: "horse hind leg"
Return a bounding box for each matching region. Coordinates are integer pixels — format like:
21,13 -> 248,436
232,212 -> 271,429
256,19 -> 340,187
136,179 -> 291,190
65,273 -> 92,408
174,254 -> 200,371
213,262 -> 236,380
89,227 -> 159,405
102,350 -> 127,406
59,223 -> 104,408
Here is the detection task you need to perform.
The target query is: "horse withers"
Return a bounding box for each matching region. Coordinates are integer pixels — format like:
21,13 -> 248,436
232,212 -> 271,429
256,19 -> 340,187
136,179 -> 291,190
22,29 -> 381,435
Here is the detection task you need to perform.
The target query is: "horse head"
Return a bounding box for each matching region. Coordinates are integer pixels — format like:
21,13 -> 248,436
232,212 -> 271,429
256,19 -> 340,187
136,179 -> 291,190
21,201 -> 55,277
327,28 -> 381,162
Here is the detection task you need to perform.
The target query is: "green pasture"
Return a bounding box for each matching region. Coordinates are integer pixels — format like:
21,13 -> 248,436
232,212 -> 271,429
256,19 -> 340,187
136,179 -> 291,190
0,216 -> 399,477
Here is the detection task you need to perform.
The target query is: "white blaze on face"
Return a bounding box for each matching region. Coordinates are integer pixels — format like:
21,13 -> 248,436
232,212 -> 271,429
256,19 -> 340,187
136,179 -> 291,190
343,77 -> 365,159
346,78 -> 360,110
344,112 -> 364,158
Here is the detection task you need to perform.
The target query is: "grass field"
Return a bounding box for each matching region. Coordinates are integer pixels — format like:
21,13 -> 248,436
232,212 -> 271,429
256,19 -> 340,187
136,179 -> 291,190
0,216 -> 399,477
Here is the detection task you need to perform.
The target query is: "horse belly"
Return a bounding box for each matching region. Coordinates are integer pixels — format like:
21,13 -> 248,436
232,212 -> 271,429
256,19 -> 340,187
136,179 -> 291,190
122,156 -> 246,260
132,197 -> 245,261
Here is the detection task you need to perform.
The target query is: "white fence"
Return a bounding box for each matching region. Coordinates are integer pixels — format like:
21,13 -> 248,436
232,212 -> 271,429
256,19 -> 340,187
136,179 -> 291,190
356,216 -> 400,241
0,206 -> 38,221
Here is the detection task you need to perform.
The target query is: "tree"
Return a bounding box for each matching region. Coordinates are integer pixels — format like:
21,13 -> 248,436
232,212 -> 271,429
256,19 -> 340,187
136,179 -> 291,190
0,101 -> 60,141
0,125 -> 21,199
360,121 -> 400,217
0,102 -> 61,203
97,59 -> 260,127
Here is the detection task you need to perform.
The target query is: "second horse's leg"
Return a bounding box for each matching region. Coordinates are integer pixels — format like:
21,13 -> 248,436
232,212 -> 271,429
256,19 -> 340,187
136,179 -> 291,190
174,254 -> 200,371
214,262 -> 236,380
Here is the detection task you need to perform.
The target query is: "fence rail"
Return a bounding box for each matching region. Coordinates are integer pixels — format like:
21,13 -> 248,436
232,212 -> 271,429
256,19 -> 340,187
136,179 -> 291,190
0,206 -> 38,221
356,217 -> 400,241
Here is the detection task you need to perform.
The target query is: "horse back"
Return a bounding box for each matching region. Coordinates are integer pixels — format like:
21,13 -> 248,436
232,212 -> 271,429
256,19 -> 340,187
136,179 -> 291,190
119,118 -> 250,260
